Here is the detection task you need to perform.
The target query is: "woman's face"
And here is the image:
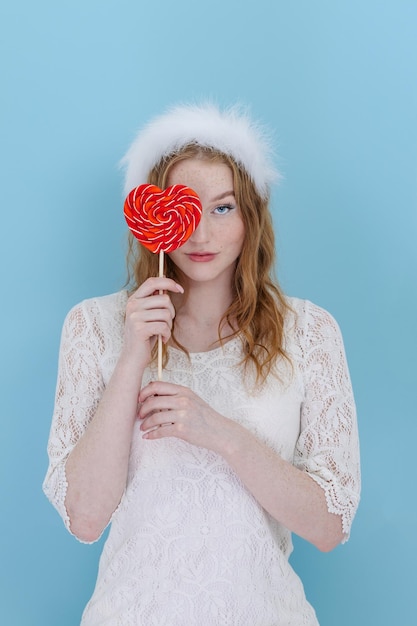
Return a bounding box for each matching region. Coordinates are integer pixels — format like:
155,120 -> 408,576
166,157 -> 245,289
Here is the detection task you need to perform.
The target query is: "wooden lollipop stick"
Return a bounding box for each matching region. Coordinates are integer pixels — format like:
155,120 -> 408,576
157,250 -> 164,381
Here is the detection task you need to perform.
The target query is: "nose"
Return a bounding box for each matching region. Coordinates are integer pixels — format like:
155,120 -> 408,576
189,213 -> 209,243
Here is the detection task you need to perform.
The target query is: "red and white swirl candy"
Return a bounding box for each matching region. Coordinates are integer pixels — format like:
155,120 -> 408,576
124,184 -> 202,253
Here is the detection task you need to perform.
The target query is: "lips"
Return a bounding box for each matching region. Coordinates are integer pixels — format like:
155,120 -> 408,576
187,252 -> 217,262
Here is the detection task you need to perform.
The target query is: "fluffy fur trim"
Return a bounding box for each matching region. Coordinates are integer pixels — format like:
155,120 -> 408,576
120,103 -> 280,199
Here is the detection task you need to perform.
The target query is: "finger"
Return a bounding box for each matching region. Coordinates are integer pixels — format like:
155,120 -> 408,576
137,293 -> 175,311
125,303 -> 175,343
140,411 -> 175,431
139,381 -> 182,403
142,421 -> 176,439
144,322 -> 173,344
127,295 -> 176,320
133,277 -> 184,299
137,307 -> 174,327
138,394 -> 180,420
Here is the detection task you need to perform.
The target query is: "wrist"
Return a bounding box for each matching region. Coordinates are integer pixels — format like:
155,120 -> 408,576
118,342 -> 150,372
112,348 -> 147,390
215,418 -> 252,461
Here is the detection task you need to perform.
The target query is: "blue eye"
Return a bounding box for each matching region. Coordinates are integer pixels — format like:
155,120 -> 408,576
213,204 -> 233,215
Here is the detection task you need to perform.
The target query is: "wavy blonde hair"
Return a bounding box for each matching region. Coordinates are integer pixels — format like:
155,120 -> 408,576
125,145 -> 291,384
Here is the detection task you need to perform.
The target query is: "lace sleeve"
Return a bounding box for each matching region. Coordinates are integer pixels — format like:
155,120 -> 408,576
293,301 -> 361,539
42,300 -> 105,533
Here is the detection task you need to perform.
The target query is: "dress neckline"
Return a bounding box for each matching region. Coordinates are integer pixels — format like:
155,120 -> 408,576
167,335 -> 241,358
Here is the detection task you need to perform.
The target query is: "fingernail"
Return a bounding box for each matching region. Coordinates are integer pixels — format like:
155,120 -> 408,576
176,284 -> 184,293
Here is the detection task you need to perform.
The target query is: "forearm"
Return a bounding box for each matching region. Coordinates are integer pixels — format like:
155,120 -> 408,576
65,353 -> 143,542
220,421 -> 344,552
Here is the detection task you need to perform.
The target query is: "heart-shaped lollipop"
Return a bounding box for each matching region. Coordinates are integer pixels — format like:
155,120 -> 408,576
124,184 -> 202,254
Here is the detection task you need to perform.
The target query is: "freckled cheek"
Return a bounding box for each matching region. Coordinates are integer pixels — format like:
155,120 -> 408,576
220,220 -> 245,244
233,224 -> 246,250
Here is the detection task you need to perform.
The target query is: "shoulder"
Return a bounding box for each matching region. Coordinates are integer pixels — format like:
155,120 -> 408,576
67,290 -> 128,317
63,290 -> 128,334
285,296 -> 341,330
283,296 -> 345,353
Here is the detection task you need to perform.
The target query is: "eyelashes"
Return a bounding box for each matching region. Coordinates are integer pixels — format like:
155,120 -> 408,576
212,204 -> 235,215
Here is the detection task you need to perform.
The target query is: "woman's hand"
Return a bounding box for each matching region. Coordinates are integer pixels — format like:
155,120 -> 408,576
138,381 -> 233,453
122,278 -> 184,368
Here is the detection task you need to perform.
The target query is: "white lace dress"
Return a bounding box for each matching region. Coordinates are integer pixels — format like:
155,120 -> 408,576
43,291 -> 360,626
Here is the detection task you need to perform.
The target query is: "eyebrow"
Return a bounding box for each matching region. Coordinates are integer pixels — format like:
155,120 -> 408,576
211,190 -> 235,202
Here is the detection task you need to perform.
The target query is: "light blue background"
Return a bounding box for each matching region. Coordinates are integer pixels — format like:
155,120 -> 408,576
1,1 -> 416,624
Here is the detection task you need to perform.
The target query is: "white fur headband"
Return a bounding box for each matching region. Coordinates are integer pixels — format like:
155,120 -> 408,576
120,103 -> 280,199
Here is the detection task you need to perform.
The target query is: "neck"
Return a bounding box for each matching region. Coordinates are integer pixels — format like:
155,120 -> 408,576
174,278 -> 233,321
171,279 -> 235,351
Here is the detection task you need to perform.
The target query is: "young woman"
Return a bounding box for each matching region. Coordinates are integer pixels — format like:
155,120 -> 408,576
43,103 -> 361,625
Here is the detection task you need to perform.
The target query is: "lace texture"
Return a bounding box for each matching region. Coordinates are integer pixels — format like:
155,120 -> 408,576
43,291 -> 360,626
